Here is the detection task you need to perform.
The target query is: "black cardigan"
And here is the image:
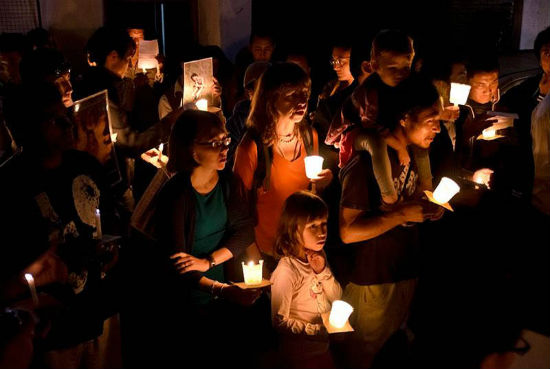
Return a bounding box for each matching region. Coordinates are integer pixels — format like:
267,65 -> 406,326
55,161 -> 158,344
154,170 -> 254,287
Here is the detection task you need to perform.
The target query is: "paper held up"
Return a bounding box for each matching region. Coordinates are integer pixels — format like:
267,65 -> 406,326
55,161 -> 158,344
138,39 -> 159,71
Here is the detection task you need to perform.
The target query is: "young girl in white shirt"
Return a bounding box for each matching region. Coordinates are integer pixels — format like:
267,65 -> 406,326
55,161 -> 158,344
270,190 -> 342,369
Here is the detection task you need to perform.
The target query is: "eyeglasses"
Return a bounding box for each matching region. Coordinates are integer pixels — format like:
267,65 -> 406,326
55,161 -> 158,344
196,136 -> 231,149
330,57 -> 350,67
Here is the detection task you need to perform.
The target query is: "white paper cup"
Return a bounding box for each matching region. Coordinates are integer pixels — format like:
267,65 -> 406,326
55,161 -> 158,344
304,155 -> 324,179
329,300 -> 353,329
449,83 -> 471,106
433,177 -> 460,204
195,99 -> 208,111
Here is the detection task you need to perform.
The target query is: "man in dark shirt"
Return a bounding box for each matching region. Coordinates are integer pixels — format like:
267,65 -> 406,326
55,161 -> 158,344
339,77 -> 443,368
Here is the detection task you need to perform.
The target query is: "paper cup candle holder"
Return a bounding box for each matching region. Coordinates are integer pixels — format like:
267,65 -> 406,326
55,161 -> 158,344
233,260 -> 272,289
304,155 -> 324,179
321,300 -> 354,333
449,83 -> 471,107
424,177 -> 460,212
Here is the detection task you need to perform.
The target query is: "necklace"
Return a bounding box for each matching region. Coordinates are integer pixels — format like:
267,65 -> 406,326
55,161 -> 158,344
276,137 -> 301,162
277,132 -> 296,144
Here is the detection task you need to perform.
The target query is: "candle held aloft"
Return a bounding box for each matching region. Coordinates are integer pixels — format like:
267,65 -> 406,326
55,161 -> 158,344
24,273 -> 39,305
195,99 -> 208,111
432,177 -> 460,204
242,260 -> 263,285
449,83 -> 471,106
329,300 -> 353,329
304,155 -> 324,179
94,208 -> 102,239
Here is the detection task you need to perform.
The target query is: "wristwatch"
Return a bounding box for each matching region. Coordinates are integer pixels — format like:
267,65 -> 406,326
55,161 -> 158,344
206,254 -> 216,269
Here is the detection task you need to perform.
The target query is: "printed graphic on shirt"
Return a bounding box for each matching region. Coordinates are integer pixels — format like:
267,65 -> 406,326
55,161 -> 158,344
72,175 -> 100,227
310,277 -> 331,313
393,162 -> 418,198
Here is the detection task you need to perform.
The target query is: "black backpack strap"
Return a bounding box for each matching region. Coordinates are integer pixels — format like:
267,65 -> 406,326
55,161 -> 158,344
299,123 -> 315,156
243,129 -> 272,193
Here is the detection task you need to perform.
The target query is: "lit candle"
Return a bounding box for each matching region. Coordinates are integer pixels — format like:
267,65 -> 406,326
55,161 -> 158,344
196,98 -> 208,111
111,133 -> 117,143
449,83 -> 471,107
329,300 -> 353,329
304,155 -> 324,179
142,67 -> 147,74
242,260 -> 263,285
482,128 -> 496,139
94,208 -> 102,239
24,273 -> 39,306
432,177 -> 460,204
473,168 -> 494,188
158,143 -> 164,160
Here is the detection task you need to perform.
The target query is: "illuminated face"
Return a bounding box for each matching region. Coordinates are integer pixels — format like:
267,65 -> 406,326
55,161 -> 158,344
274,85 -> 310,124
193,131 -> 229,171
540,43 -> 550,74
373,51 -> 414,87
402,101 -> 441,149
54,72 -> 73,107
468,71 -> 499,104
250,37 -> 274,62
331,47 -> 352,82
301,217 -> 328,252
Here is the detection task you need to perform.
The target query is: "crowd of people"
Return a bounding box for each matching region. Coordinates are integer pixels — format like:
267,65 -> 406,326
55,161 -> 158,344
0,22 -> 548,369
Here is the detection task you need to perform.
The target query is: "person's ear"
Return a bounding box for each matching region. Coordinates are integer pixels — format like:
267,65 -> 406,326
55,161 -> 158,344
192,151 -> 199,163
361,60 -> 373,75
400,115 -> 409,128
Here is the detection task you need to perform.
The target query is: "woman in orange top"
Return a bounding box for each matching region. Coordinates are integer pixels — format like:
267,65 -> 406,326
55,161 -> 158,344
233,62 -> 333,272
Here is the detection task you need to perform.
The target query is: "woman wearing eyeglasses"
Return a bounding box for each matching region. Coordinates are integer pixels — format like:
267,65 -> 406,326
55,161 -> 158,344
152,110 -> 261,366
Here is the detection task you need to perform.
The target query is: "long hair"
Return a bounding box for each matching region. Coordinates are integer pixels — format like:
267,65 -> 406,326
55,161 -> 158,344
167,110 -> 226,174
247,62 -> 310,145
275,191 -> 328,258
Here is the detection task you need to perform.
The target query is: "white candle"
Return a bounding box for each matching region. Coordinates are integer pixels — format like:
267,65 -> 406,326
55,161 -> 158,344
94,208 -> 102,239
24,273 -> 39,305
111,133 -> 118,143
482,128 -> 496,139
473,168 -> 494,188
304,155 -> 324,179
329,300 -> 353,329
242,260 -> 263,285
449,83 -> 471,106
158,143 -> 164,159
433,177 -> 460,204
196,98 -> 208,111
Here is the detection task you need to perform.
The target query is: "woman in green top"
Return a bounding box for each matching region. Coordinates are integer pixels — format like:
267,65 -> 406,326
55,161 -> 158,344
153,110 -> 261,366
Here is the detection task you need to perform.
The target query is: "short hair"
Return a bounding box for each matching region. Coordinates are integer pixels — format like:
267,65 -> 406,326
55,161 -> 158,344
371,29 -> 414,59
249,30 -> 275,46
167,110 -> 226,174
466,53 -> 499,79
275,191 -> 328,258
247,62 -> 310,145
4,82 -> 64,147
395,76 -> 440,122
20,48 -> 70,83
350,40 -> 372,80
86,26 -> 136,67
534,26 -> 550,61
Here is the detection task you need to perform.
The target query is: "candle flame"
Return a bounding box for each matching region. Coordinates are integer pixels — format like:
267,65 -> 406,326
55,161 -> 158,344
24,273 -> 34,283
